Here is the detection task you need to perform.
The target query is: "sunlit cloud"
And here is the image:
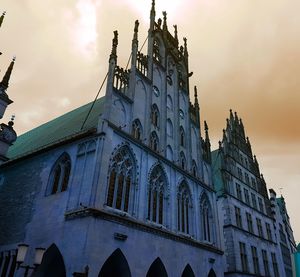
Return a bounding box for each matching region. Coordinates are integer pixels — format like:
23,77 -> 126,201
65,0 -> 100,58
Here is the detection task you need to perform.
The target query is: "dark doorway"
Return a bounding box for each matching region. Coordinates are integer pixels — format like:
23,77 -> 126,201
181,264 -> 195,277
99,248 -> 131,277
32,244 -> 66,277
208,268 -> 217,277
146,257 -> 168,277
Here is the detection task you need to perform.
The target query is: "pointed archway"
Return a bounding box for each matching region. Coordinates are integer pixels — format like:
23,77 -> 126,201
146,257 -> 168,277
208,268 -> 217,277
32,244 -> 66,277
181,264 -> 195,277
99,248 -> 131,277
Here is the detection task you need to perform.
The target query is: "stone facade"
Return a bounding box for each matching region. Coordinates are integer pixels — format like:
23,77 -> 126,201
0,2 -> 223,276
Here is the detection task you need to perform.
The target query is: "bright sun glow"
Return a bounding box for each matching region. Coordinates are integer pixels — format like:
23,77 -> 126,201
71,0 -> 100,57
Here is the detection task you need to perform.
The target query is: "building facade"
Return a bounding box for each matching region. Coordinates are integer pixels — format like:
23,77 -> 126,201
0,2 -> 223,276
212,110 -> 296,277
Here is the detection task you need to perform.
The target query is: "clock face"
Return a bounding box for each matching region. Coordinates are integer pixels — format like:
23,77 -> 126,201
179,109 -> 184,119
153,85 -> 160,97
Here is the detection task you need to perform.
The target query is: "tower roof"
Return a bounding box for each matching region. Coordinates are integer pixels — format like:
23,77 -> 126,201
0,57 -> 16,91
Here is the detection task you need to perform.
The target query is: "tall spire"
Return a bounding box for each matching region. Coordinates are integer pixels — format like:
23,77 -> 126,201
173,25 -> 178,42
162,11 -> 168,31
183,37 -> 188,56
133,20 -> 139,43
150,0 -> 156,31
194,86 -> 199,107
0,11 -> 5,28
109,31 -> 118,61
204,121 -> 210,142
0,56 -> 16,92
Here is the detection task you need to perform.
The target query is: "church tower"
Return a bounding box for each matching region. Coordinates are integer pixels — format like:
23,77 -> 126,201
0,12 -> 17,163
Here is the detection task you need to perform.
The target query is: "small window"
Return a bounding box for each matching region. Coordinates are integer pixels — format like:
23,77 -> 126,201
180,126 -> 185,147
150,132 -> 159,152
179,109 -> 184,119
132,119 -> 142,140
153,85 -> 160,97
151,104 -> 159,128
47,153 -> 71,195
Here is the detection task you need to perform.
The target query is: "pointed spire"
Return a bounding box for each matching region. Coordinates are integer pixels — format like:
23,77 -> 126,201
226,118 -> 230,129
162,11 -> 168,30
0,56 -> 16,92
173,25 -> 178,42
222,128 -> 227,141
194,86 -> 199,106
183,37 -> 188,56
133,20 -> 139,43
204,120 -> 210,142
150,0 -> 156,18
0,11 -> 6,28
110,30 -> 118,61
229,109 -> 234,122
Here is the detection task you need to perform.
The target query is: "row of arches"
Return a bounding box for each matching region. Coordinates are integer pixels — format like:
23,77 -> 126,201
106,145 -> 215,242
99,248 -> 217,277
33,245 -> 216,277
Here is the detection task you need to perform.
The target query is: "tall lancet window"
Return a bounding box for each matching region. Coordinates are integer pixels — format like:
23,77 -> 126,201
200,194 -> 214,243
47,153 -> 71,195
132,119 -> 142,140
177,182 -> 192,234
180,126 -> 185,147
153,39 -> 161,63
180,152 -> 186,170
107,146 -> 135,213
147,165 -> 168,225
151,104 -> 160,128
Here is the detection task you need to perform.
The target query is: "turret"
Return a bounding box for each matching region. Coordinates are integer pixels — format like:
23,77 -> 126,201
0,57 -> 15,119
0,115 -> 17,164
202,121 -> 211,163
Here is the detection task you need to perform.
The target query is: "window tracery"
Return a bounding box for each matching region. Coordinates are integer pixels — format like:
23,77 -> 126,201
107,146 -> 135,213
147,165 -> 168,225
177,182 -> 192,234
200,194 -> 214,243
47,153 -> 71,195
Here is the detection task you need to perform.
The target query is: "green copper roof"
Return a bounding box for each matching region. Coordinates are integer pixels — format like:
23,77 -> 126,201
7,97 -> 105,159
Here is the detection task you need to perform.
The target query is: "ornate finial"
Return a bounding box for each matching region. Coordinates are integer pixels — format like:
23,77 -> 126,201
110,30 -> 118,60
162,11 -> 167,30
204,120 -> 208,132
151,0 -> 155,14
183,37 -> 187,51
8,114 -> 15,127
133,20 -> 139,41
0,56 -> 16,91
194,85 -> 198,98
173,25 -> 178,41
0,11 -> 6,28
157,18 -> 162,28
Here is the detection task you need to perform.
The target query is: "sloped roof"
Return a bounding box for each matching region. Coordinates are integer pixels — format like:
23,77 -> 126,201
7,97 -> 105,159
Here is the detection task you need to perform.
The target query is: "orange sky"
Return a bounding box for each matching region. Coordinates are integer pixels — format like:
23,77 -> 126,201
1,0 -> 299,242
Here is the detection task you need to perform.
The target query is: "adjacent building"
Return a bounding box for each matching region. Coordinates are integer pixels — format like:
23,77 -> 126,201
212,110 -> 296,277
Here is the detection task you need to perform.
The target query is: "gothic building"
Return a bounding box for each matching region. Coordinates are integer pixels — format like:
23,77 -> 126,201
0,2 -> 223,276
212,110 -> 296,277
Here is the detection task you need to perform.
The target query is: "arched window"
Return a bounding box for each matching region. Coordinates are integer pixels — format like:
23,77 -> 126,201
151,104 -> 159,128
107,146 -> 135,213
200,194 -> 214,243
177,182 -> 192,234
47,153 -> 71,195
132,119 -> 142,140
166,145 -> 173,161
150,132 -> 159,152
147,165 -> 168,225
153,39 -> 161,63
192,161 -> 197,177
167,95 -> 173,111
166,119 -> 173,137
180,152 -> 186,170
180,126 -> 185,147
